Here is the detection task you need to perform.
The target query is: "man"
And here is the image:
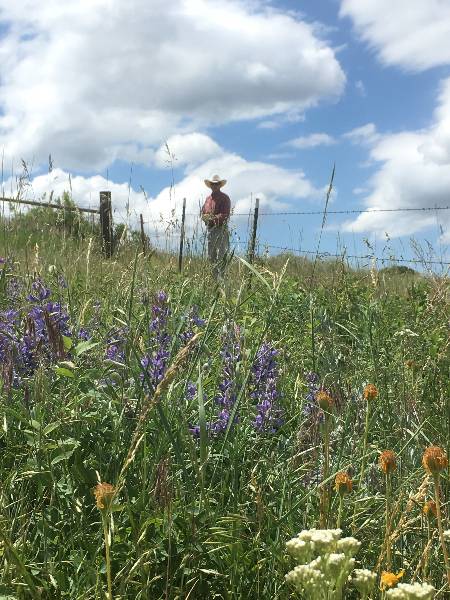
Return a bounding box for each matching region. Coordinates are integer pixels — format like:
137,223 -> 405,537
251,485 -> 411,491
201,174 -> 231,279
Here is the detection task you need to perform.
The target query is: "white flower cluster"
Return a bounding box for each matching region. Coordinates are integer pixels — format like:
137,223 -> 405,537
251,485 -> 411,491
444,529 -> 450,542
285,529 -> 360,599
386,582 -> 435,599
352,568 -> 377,599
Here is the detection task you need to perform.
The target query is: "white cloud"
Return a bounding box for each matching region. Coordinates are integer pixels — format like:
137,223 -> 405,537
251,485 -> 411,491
355,80 -> 366,97
343,123 -> 380,146
154,134 -> 223,169
0,0 -> 345,171
340,0 -> 450,71
285,133 -> 337,149
344,79 -> 450,241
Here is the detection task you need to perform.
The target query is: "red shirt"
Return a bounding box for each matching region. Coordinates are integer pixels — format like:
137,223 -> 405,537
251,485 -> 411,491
201,190 -> 231,228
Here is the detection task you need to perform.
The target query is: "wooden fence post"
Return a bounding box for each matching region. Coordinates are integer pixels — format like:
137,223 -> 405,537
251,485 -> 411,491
140,213 -> 147,256
99,191 -> 113,257
178,197 -> 186,273
248,197 -> 259,264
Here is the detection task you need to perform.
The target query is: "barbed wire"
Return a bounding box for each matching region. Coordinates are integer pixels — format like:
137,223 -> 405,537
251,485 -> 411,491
185,205 -> 450,218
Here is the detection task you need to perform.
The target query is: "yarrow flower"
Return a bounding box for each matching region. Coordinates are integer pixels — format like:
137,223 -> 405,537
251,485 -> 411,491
380,570 -> 404,590
379,450 -> 397,474
352,568 -> 377,598
422,446 -> 448,475
285,529 -> 360,599
385,582 -> 435,599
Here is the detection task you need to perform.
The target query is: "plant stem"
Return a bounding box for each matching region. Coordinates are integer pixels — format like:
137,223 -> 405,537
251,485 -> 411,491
432,473 -> 450,587
337,495 -> 344,530
358,399 -> 370,489
385,473 -> 392,571
102,514 -> 113,600
320,415 -> 331,528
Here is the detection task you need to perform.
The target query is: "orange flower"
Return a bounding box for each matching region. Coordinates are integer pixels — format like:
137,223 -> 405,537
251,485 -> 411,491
423,500 -> 437,519
380,570 -> 404,590
335,471 -> 353,496
379,450 -> 397,475
422,446 -> 448,475
316,390 -> 333,411
94,482 -> 116,511
363,384 -> 378,401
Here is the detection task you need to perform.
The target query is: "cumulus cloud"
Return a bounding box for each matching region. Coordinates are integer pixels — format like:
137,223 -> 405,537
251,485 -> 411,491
153,133 -> 223,169
8,132 -> 323,241
285,133 -> 337,149
340,0 -> 450,71
343,123 -> 380,146
0,0 -> 345,171
344,79 -> 450,241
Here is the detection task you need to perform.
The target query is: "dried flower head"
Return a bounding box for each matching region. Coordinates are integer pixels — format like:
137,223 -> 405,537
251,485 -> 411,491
422,446 -> 448,475
380,570 -> 404,590
379,450 -> 397,475
363,383 -> 378,401
316,390 -> 333,411
423,500 -> 437,519
335,472 -> 353,496
94,482 -> 116,511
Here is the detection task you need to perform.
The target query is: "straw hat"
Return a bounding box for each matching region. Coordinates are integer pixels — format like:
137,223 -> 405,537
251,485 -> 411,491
204,174 -> 227,189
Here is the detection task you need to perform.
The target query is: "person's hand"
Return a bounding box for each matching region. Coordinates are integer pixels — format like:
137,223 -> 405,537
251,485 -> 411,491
202,213 -> 216,225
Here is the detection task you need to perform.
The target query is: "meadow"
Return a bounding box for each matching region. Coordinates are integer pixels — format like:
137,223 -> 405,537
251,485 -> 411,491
0,206 -> 448,599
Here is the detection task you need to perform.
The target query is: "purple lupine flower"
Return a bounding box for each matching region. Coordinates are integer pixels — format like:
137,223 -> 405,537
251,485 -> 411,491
179,305 -> 205,345
186,381 -> 197,400
6,277 -> 23,301
190,322 -> 241,438
78,328 -> 91,341
105,326 -> 128,364
303,371 -> 320,416
251,343 -> 283,433
140,291 -> 171,393
27,278 -> 51,303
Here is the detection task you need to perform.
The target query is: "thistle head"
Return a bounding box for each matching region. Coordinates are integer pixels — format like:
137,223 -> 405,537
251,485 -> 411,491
316,390 -> 333,411
363,383 -> 378,401
422,446 -> 448,475
334,472 -> 353,497
94,482 -> 116,512
423,500 -> 437,520
379,450 -> 397,475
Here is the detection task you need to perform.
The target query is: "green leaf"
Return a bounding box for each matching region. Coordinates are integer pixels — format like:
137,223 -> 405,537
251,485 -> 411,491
73,340 -> 100,356
54,367 -> 75,378
51,449 -> 77,465
62,335 -> 73,351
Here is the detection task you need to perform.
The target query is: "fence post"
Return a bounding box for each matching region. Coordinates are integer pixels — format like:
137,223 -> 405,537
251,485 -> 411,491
248,197 -> 259,264
178,197 -> 186,273
140,213 -> 147,256
99,191 -> 113,257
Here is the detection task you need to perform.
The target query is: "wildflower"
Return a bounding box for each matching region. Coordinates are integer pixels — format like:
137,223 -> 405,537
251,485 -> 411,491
363,383 -> 378,400
422,446 -> 448,475
94,482 -> 116,511
251,342 -> 283,433
385,582 -> 435,599
336,536 -> 360,556
423,500 -> 437,519
379,450 -> 397,474
335,472 -> 352,496
352,568 -> 377,597
316,389 -> 333,411
380,570 -> 404,590
444,530 -> 450,542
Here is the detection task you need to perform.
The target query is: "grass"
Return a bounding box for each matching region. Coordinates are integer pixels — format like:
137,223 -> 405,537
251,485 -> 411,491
0,208 -> 448,599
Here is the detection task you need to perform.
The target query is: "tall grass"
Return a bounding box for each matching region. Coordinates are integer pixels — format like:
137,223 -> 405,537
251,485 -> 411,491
0,208 -> 448,599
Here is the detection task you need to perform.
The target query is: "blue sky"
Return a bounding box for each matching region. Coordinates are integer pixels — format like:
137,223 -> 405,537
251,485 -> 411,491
0,0 -> 449,268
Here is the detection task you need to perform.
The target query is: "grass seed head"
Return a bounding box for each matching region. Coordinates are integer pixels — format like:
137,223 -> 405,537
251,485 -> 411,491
422,446 -> 448,475
379,450 -> 397,475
